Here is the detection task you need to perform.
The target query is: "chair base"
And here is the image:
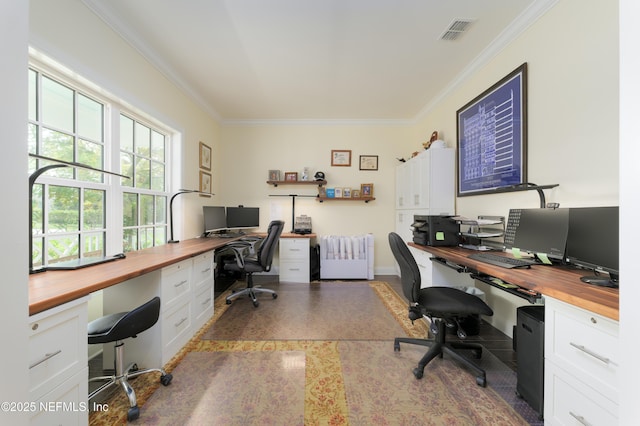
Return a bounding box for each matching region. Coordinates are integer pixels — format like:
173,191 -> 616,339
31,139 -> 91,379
394,320 -> 487,387
88,341 -> 172,421
225,285 -> 277,307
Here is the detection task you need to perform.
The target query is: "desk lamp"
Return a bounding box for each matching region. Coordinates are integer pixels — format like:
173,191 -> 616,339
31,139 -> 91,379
168,189 -> 213,243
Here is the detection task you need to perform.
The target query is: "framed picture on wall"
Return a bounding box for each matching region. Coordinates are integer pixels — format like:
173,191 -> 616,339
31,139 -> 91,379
199,141 -> 212,171
331,149 -> 352,166
199,170 -> 212,196
456,63 -> 527,196
359,155 -> 378,170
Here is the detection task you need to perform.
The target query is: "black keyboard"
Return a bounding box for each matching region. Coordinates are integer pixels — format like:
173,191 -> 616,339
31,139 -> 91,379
467,252 -> 536,269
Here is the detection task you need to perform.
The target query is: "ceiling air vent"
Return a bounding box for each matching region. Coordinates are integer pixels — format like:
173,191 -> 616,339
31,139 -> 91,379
439,18 -> 474,41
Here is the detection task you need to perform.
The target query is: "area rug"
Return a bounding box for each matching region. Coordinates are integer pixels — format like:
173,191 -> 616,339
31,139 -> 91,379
136,351 -> 305,425
89,280 -> 528,425
201,281 -> 406,341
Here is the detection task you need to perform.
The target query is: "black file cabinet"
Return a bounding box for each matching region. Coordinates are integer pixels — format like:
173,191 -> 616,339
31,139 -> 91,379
516,305 -> 545,419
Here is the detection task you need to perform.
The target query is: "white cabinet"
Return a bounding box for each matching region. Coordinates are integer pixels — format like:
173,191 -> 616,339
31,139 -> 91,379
395,148 -> 455,282
28,297 -> 89,425
544,297 -> 619,425
279,238 -> 311,283
191,251 -> 214,331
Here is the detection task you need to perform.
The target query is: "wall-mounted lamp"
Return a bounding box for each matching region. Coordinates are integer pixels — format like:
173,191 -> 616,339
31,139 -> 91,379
168,189 -> 213,243
28,154 -> 130,273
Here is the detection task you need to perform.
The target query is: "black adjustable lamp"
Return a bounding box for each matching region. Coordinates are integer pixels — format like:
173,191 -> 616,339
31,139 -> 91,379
168,189 -> 213,243
28,154 -> 130,273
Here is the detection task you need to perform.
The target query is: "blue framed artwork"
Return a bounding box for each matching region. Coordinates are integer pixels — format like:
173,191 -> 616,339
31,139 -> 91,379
456,63 -> 527,196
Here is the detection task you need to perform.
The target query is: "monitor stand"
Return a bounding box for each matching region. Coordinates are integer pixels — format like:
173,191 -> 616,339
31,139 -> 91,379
580,275 -> 619,288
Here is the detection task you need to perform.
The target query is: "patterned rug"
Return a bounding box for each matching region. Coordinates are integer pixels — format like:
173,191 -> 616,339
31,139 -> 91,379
89,281 -> 527,425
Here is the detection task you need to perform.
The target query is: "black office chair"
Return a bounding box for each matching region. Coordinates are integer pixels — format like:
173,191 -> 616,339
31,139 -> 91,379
223,220 -> 285,307
88,297 -> 173,421
388,232 -> 494,387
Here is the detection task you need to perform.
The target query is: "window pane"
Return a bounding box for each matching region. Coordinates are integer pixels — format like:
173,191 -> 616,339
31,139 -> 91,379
77,94 -> 103,142
48,234 -> 79,264
32,184 -> 44,235
140,227 -> 154,249
135,122 -> 151,157
140,194 -> 154,225
123,192 -> 138,227
151,130 -> 165,161
28,123 -> 38,173
155,196 -> 166,224
123,229 -> 137,253
120,152 -> 134,187
83,232 -> 105,258
151,161 -> 165,191
32,238 -> 43,268
49,186 -> 80,232
42,128 -> 74,179
29,69 -> 37,121
83,189 -> 105,230
42,76 -> 74,133
154,226 -> 166,246
135,157 -> 150,189
78,139 -> 104,183
120,115 -> 134,152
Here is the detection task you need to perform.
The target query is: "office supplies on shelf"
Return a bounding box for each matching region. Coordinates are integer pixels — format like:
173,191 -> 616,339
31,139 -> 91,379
411,215 -> 459,246
467,252 -> 536,269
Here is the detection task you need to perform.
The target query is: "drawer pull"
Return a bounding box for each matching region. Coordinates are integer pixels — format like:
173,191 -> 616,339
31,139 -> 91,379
289,248 -> 301,252
200,267 -> 211,274
174,317 -> 188,328
569,411 -> 593,426
174,279 -> 188,288
289,268 -> 300,271
201,298 -> 212,306
570,342 -> 611,364
29,349 -> 62,369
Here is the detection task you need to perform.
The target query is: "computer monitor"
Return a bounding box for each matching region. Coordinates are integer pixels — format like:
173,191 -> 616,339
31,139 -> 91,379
566,206 -> 619,288
226,206 -> 259,230
203,206 -> 227,233
507,208 -> 569,262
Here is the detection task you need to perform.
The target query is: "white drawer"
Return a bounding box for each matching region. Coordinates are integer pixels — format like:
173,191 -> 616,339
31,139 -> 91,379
28,298 -> 88,401
30,367 -> 88,426
192,284 -> 214,330
161,258 -> 192,309
544,360 -> 618,426
162,300 -> 192,364
545,298 -> 619,401
279,260 -> 309,283
279,238 -> 309,260
192,250 -> 214,290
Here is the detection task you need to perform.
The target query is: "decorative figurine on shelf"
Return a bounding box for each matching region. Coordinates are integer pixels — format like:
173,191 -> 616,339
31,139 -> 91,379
422,131 -> 439,150
301,167 -> 310,181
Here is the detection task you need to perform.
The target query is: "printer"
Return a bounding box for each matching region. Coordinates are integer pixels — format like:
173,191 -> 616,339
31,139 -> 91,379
411,215 -> 459,246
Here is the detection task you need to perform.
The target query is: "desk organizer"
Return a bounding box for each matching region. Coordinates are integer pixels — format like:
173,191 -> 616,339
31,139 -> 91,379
319,234 -> 374,279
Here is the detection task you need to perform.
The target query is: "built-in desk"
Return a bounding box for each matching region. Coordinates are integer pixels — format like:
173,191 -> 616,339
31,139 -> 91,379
409,243 -> 620,424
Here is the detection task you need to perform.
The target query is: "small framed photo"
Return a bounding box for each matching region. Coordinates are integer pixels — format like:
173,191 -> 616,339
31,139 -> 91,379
318,187 -> 327,197
343,187 -> 352,198
331,149 -> 352,167
352,189 -> 361,198
199,142 -> 211,171
199,170 -> 212,197
285,172 -> 298,181
360,183 -> 373,197
334,187 -> 343,198
268,170 -> 281,181
359,155 -> 378,171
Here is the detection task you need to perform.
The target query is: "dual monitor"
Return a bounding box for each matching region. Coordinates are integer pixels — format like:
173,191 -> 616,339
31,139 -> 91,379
203,206 -> 259,236
505,206 -> 619,287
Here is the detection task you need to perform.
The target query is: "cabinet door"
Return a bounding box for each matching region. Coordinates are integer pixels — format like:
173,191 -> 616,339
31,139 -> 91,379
395,161 -> 411,209
411,153 -> 429,209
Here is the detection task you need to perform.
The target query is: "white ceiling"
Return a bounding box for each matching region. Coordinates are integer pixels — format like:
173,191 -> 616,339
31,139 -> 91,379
82,0 -> 552,123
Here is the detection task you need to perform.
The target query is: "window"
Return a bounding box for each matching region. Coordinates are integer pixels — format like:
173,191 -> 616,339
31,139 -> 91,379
28,62 -> 171,268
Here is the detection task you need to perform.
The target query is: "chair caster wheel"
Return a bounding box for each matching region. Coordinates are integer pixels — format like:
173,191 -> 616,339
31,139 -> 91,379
472,349 -> 482,359
127,405 -> 140,421
253,301 -> 259,307
272,293 -> 278,299
413,368 -> 424,379
226,299 -> 232,305
476,376 -> 486,387
160,373 -> 173,386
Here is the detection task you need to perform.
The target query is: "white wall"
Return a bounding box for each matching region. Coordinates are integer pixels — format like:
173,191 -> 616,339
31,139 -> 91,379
0,1 -> 30,424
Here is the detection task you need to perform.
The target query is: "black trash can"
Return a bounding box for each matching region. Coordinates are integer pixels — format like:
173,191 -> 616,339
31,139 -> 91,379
516,305 -> 545,419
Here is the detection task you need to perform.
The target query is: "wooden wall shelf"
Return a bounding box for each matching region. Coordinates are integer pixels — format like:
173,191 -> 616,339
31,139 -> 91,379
267,180 -> 326,187
317,196 -> 375,203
